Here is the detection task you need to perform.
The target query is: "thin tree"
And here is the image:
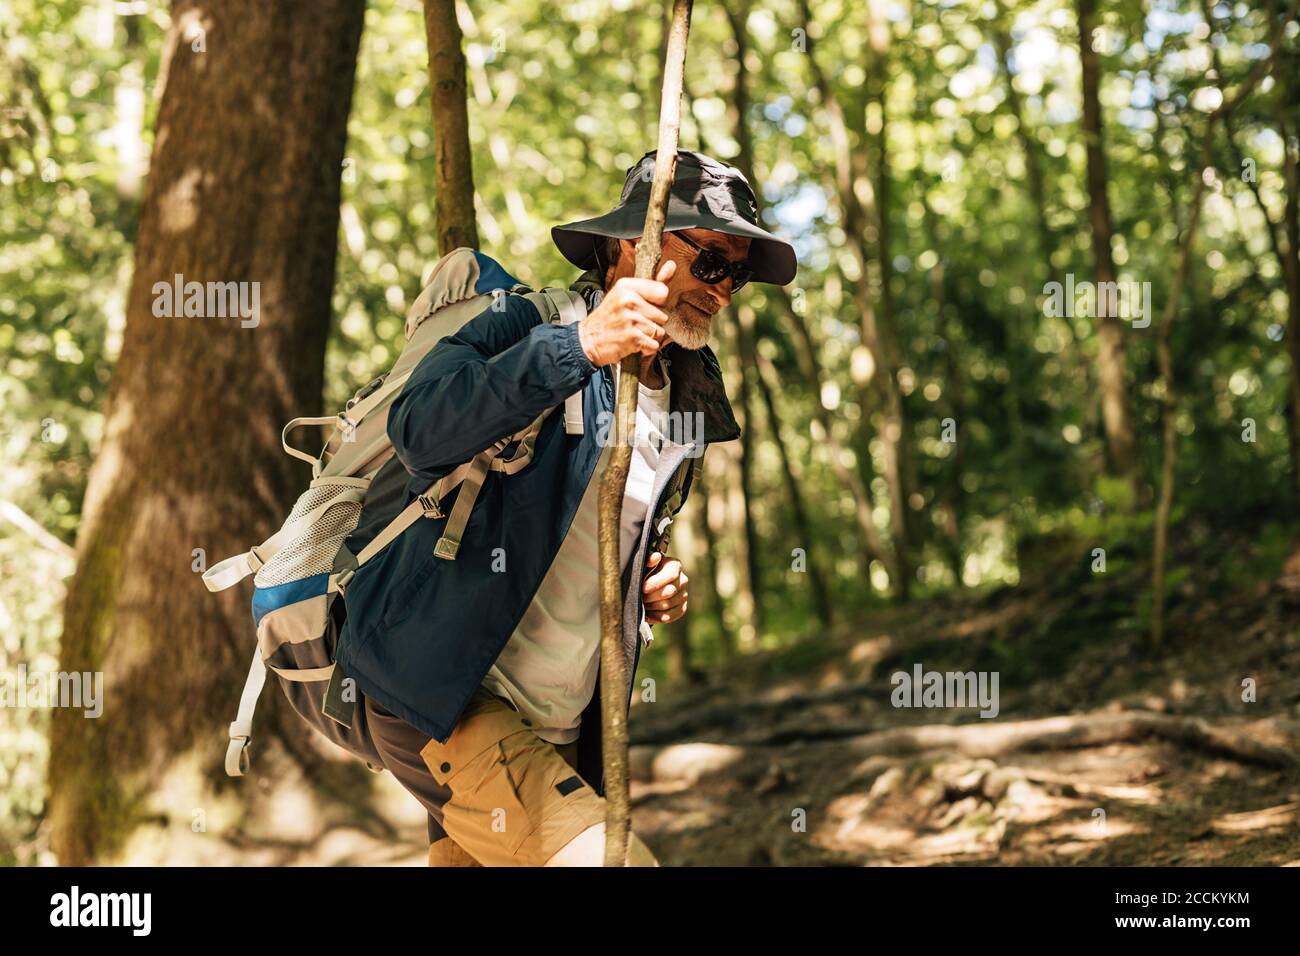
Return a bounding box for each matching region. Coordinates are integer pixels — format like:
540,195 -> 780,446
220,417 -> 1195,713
1150,3 -> 1284,645
422,0 -> 480,253
797,0 -> 910,596
744,312 -> 836,628
1223,30 -> 1300,497
597,0 -> 693,868
1076,0 -> 1139,489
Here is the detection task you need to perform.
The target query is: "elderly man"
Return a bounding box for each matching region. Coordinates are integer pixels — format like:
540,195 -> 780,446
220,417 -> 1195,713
338,149 -> 796,866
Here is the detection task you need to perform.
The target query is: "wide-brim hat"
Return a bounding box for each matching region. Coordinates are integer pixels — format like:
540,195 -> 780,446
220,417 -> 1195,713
552,149 -> 797,286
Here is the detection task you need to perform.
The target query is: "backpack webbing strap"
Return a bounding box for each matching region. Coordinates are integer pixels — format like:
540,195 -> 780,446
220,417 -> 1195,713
435,405 -> 557,559
341,368 -> 412,431
341,407 -> 553,577
226,648 -> 268,777
349,459 -> 474,572
434,452 -> 492,559
526,289 -> 588,436
490,406 -> 553,475
226,572 -> 354,778
281,416 -> 337,466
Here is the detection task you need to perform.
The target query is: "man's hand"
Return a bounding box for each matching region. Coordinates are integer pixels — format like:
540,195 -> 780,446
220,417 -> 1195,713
642,551 -> 688,624
577,259 -> 676,367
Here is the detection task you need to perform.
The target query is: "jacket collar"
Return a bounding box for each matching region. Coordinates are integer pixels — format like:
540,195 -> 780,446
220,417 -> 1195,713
569,269 -> 741,445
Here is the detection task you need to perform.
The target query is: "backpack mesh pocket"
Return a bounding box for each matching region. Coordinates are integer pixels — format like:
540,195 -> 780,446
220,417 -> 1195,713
254,479 -> 367,588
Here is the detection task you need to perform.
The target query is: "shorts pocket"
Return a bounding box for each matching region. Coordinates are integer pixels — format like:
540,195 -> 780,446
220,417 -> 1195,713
420,697 -> 539,857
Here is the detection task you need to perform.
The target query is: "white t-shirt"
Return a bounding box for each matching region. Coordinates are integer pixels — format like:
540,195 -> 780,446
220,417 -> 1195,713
482,363 -> 672,744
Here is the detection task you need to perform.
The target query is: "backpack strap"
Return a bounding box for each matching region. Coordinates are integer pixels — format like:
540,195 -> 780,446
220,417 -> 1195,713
335,405 -> 557,586
226,648 -> 268,776
435,404 -> 557,557
281,416 -> 336,466
524,288 -> 589,436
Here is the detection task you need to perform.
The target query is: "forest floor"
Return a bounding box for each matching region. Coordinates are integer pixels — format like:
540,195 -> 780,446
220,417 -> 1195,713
110,514 -> 1300,867
627,516 -> 1300,866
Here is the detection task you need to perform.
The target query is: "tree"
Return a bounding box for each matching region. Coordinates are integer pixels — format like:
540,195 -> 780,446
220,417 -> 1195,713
47,0 -> 366,864
798,0 -> 911,597
422,0 -> 480,253
1150,1 -> 1287,644
1076,0 -> 1139,486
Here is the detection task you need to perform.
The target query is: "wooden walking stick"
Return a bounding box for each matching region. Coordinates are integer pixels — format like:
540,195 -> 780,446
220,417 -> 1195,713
597,0 -> 694,867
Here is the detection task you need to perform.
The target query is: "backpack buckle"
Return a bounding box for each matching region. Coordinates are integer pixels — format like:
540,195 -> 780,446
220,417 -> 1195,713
417,494 -> 444,519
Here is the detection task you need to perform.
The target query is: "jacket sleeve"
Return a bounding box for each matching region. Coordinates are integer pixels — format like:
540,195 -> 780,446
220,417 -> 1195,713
387,292 -> 599,478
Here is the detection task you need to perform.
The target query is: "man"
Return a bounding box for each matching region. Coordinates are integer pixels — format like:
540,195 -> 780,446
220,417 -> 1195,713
336,149 -> 796,866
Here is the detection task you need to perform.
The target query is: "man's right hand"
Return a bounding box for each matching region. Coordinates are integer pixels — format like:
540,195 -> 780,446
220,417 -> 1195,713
577,258 -> 676,367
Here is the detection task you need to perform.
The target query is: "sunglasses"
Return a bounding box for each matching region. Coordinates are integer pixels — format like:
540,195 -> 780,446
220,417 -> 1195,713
670,231 -> 753,294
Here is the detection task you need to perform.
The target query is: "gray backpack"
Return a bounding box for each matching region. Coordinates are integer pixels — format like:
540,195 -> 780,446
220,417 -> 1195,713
202,248 -> 588,776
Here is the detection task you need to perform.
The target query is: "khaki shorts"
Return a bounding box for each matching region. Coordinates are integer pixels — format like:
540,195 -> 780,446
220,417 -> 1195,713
417,686 -> 608,867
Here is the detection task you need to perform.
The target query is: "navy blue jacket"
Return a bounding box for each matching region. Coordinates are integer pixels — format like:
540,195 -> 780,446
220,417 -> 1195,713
336,268 -> 739,789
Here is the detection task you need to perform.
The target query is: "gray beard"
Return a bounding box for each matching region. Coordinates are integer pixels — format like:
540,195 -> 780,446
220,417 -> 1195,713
664,303 -> 712,350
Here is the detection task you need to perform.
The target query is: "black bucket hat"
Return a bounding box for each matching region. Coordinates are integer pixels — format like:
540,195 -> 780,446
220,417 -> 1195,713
552,149 -> 797,286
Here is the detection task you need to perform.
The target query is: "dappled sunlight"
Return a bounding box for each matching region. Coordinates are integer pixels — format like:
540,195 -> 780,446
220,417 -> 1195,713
157,167 -> 204,235
1210,802 -> 1298,835
642,741 -> 745,786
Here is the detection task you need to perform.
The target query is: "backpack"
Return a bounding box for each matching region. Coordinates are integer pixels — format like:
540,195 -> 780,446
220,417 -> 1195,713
202,248 -> 589,777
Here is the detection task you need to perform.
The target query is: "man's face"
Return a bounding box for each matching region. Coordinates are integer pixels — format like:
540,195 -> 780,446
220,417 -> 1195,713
606,227 -> 751,350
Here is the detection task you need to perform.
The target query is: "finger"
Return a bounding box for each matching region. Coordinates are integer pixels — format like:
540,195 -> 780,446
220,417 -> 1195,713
648,551 -> 662,568
632,302 -> 669,325
646,591 -> 687,612
655,258 -> 677,284
643,560 -> 682,592
655,601 -> 685,624
623,277 -> 671,305
645,582 -> 686,604
643,583 -> 682,605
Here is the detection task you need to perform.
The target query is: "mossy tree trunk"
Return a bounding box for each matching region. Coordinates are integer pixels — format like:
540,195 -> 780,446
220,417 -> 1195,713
48,0 -> 365,864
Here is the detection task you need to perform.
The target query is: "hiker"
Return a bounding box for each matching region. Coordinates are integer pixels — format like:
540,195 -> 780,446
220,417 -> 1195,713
336,149 -> 797,866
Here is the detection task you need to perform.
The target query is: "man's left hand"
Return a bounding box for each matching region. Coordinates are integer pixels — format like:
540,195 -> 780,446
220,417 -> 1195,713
642,551 -> 689,625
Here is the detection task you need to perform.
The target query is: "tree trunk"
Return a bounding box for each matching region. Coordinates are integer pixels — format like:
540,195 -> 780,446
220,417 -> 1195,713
1076,0 -> 1138,486
1150,6 -> 1283,644
1280,116 -> 1300,499
698,473 -> 735,659
989,1 -> 1082,464
991,4 -> 1060,295
47,0 -> 365,865
798,0 -> 909,596
744,314 -> 836,629
727,310 -> 765,641
423,0 -> 480,253
920,189 -> 967,586
863,0 -> 915,588
665,507 -> 699,684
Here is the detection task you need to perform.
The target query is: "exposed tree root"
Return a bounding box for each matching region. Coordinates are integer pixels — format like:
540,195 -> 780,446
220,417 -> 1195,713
632,710 -> 1300,783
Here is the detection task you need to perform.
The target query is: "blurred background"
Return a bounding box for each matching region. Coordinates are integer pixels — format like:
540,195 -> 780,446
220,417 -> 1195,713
2,0 -> 1299,866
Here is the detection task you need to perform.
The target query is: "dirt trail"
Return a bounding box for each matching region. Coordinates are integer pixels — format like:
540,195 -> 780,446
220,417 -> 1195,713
628,526 -> 1300,865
